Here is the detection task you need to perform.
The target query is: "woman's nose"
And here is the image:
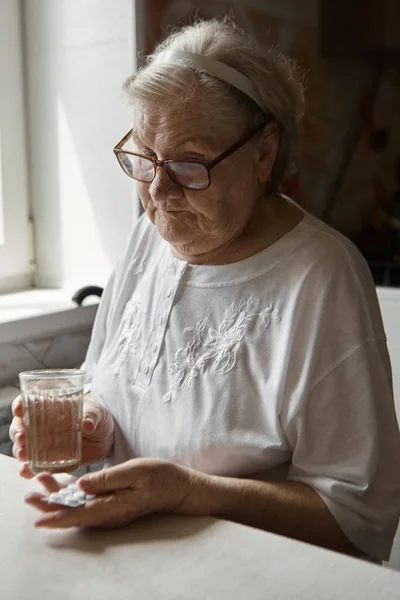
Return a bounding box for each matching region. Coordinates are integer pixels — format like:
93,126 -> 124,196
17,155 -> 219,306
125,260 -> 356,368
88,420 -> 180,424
148,165 -> 181,201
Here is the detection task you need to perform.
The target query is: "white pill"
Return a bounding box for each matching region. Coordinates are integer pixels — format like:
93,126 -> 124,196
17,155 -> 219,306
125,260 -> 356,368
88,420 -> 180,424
72,491 -> 86,500
64,497 -> 80,507
66,484 -> 79,493
41,488 -> 96,507
49,492 -> 63,503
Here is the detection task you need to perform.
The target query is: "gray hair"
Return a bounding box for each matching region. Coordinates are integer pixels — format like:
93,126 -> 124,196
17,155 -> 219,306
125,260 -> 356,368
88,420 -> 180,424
123,17 -> 305,192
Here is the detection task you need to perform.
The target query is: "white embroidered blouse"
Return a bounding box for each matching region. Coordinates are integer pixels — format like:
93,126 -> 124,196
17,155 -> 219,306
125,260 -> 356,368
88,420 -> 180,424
84,209 -> 400,562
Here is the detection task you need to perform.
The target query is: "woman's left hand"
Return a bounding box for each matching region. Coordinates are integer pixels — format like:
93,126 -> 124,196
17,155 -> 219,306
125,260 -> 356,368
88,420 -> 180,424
25,458 -> 205,529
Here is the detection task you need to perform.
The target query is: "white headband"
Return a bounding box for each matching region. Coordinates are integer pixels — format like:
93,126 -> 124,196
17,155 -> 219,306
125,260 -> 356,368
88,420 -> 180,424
153,49 -> 265,111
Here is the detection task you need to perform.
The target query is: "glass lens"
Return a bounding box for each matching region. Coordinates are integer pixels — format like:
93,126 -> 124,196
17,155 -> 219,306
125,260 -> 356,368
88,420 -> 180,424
117,153 -> 154,182
168,162 -> 209,190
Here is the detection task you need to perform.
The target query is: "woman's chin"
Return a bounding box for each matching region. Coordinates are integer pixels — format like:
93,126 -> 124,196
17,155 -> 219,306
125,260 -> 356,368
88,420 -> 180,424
154,212 -> 196,245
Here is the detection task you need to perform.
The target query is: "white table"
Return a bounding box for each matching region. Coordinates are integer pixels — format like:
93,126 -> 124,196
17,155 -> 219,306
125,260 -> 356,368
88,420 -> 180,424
1,455 -> 400,599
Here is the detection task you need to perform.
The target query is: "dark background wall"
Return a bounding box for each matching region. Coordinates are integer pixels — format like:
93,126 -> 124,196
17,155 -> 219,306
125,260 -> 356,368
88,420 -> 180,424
143,0 -> 400,285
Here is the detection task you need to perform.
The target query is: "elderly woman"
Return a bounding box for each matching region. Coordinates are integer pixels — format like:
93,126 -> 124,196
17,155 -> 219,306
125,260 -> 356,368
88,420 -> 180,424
10,18 -> 400,562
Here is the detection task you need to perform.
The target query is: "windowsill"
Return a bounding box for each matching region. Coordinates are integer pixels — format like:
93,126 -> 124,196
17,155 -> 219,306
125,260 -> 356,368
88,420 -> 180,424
0,289 -> 99,346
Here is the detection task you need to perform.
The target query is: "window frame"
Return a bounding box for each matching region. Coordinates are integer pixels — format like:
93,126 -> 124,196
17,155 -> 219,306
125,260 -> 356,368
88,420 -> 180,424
0,0 -> 31,295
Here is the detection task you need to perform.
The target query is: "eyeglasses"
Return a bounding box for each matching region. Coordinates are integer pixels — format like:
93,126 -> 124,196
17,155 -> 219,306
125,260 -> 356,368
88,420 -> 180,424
113,121 -> 269,191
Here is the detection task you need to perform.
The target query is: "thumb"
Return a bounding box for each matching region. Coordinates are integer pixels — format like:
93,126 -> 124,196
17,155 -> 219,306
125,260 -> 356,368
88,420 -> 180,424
82,407 -> 99,434
78,462 -> 134,494
82,401 -> 113,435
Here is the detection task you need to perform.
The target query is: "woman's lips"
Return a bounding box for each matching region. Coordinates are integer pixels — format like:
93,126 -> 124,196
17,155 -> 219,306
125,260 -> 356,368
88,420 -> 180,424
156,208 -> 189,214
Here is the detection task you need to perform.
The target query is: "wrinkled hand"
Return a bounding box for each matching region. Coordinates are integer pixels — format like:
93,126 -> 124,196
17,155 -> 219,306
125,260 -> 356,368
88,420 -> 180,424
9,392 -> 114,478
25,458 -> 203,529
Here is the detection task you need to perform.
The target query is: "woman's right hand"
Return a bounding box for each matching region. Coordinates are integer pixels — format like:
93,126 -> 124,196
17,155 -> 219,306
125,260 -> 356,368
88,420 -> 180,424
9,392 -> 115,479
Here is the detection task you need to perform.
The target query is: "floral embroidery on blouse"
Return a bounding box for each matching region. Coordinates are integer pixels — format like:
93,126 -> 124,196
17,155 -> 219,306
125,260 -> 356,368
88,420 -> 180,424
129,256 -> 146,276
113,271 -> 146,376
168,297 -> 279,394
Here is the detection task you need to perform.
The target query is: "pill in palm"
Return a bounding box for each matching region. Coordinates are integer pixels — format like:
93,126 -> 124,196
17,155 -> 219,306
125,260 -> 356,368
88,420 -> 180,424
73,490 -> 86,500
41,482 -> 96,507
66,484 -> 79,493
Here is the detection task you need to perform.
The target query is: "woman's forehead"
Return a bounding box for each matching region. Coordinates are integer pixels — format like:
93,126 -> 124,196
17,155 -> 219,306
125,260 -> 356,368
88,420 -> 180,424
131,103 -> 223,150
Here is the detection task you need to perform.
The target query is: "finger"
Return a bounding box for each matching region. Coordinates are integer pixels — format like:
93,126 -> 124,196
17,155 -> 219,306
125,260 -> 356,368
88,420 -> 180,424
25,492 -> 68,513
35,510 -> 83,529
36,472 -> 62,494
12,395 -> 23,417
9,417 -> 26,443
11,432 -> 27,454
16,430 -> 26,446
27,495 -> 86,528
26,492 -> 83,524
24,495 -> 82,528
19,463 -> 35,479
78,462 -> 134,494
12,443 -> 28,462
31,492 -> 137,529
35,514 -> 80,528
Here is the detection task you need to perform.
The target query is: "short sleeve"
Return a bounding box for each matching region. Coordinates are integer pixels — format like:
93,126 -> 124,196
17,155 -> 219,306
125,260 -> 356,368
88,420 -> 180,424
285,339 -> 400,561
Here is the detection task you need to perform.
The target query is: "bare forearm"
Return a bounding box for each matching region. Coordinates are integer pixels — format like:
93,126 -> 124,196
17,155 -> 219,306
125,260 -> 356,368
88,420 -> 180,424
182,473 -> 362,557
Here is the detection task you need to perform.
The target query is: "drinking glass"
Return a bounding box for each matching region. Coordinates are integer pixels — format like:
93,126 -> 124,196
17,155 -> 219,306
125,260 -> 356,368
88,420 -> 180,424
19,369 -> 84,474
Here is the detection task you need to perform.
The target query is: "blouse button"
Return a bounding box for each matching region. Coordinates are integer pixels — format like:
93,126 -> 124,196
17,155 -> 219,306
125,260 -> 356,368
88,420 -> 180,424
166,288 -> 172,299
151,343 -> 157,353
143,365 -> 149,375
158,316 -> 163,326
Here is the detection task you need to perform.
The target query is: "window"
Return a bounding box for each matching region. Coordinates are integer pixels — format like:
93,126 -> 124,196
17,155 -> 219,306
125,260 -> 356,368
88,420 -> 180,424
0,0 -> 31,294
0,0 -> 143,296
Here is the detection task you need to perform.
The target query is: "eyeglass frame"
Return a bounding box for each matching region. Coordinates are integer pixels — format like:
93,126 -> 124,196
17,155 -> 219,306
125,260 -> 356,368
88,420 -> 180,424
113,118 -> 272,191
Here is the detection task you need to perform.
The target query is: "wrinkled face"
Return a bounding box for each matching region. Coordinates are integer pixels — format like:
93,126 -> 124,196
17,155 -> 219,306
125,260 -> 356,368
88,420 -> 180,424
132,101 -> 269,260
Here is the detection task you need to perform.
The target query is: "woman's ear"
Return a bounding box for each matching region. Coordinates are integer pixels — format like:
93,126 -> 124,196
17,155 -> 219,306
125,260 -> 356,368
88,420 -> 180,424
255,121 -> 279,184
